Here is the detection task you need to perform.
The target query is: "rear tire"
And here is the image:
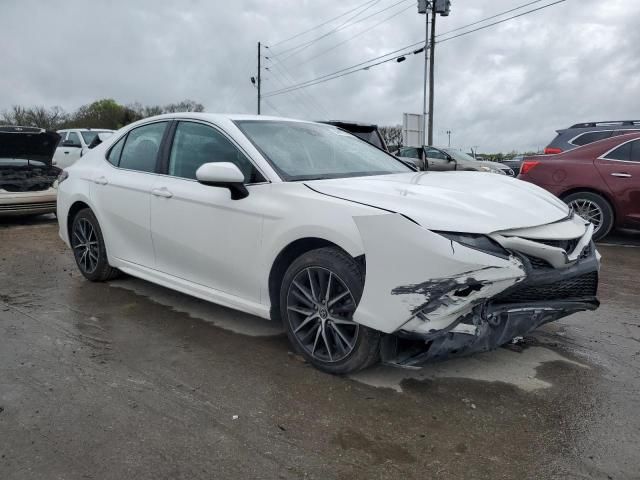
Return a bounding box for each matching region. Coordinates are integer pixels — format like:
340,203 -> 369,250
563,192 -> 614,241
280,247 -> 380,374
70,208 -> 120,282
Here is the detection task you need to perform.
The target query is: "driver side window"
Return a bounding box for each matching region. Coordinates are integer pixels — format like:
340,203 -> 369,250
168,122 -> 265,183
424,147 -> 447,160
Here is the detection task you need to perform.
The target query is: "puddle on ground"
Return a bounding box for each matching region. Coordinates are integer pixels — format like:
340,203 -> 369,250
350,346 -> 588,393
110,278 -> 284,337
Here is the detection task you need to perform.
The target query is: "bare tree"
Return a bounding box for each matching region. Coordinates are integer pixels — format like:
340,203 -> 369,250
162,99 -> 204,113
379,125 -> 403,151
0,105 -> 68,129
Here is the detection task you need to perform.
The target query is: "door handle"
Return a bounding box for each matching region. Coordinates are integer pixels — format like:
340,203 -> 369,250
64,151 -> 70,154
611,172 -> 632,178
151,187 -> 173,198
93,176 -> 108,185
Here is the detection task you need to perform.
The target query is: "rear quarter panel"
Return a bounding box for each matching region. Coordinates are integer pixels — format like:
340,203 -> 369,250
519,155 -> 612,200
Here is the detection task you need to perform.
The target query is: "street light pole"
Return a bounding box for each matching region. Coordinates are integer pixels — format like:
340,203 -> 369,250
422,9 -> 429,149
257,42 -> 261,115
428,2 -> 436,146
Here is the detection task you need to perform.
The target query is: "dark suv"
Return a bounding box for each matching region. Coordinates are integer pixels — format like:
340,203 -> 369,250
544,120 -> 640,154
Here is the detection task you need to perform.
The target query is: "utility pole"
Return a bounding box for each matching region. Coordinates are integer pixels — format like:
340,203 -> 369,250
421,5 -> 429,150
257,42 -> 262,115
428,2 -> 436,146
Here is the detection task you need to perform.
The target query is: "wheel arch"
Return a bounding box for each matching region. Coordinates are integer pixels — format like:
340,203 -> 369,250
66,200 -> 92,243
267,237 -> 365,322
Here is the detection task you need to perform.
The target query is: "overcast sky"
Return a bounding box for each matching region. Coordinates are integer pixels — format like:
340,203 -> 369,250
1,0 -> 638,151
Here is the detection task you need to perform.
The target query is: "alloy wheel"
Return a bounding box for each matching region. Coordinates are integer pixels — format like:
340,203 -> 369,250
286,267 -> 359,363
568,199 -> 603,234
72,218 -> 99,274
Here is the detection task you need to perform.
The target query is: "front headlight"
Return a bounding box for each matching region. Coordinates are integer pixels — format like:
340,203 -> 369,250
478,166 -> 505,175
435,231 -> 509,258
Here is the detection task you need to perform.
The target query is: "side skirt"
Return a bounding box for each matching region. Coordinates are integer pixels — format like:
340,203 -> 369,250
113,258 -> 272,320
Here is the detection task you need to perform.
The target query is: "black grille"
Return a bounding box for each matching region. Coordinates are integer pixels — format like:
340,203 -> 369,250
534,238 -> 580,253
497,271 -> 598,303
524,255 -> 553,269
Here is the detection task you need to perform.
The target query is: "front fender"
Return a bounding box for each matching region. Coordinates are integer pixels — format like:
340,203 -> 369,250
353,214 -> 526,334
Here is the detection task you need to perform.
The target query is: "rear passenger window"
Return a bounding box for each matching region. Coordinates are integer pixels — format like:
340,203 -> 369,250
630,140 -> 640,163
107,135 -> 126,166
118,122 -> 167,173
612,129 -> 640,137
604,141 -> 632,161
572,131 -> 612,146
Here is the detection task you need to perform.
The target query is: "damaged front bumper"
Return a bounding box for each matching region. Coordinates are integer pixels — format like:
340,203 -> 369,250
352,214 -> 600,366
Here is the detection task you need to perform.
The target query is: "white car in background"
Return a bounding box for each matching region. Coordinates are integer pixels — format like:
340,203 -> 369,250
1,126 -> 61,216
56,114 -> 600,374
53,129 -> 114,169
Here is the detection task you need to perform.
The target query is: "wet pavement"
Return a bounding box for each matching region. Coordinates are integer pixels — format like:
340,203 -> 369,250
0,216 -> 638,479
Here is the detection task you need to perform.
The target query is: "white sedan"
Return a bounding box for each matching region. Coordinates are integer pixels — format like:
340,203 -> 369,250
57,114 -> 600,374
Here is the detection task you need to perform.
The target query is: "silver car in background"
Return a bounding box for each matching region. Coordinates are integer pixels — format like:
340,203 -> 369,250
398,145 -> 515,176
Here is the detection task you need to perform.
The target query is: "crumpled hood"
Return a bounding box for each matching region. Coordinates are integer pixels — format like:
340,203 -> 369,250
305,172 -> 570,233
0,127 -> 61,165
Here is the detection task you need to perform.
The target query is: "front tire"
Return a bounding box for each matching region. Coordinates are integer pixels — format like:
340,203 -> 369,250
70,208 -> 120,282
280,247 -> 380,374
563,191 -> 614,241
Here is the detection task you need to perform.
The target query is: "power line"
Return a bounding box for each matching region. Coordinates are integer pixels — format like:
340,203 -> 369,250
262,98 -> 286,116
273,0 -> 412,61
264,0 -> 567,98
266,57 -> 331,117
435,0 -> 547,38
296,3 -> 415,68
272,0 -> 382,58
264,41 -> 424,97
269,0 -> 379,48
264,47 -> 423,98
265,65 -> 322,117
437,0 -> 567,44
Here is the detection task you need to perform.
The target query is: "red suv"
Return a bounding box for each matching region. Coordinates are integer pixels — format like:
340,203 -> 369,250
518,132 -> 640,240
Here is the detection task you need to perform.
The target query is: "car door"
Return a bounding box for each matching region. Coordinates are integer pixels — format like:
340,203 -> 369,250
55,131 -> 83,169
398,147 -> 424,170
150,120 -> 269,303
424,147 -> 454,171
91,121 -> 169,268
595,138 -> 640,228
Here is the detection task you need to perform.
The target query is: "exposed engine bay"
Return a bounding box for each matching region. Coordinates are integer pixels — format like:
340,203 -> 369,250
0,164 -> 60,192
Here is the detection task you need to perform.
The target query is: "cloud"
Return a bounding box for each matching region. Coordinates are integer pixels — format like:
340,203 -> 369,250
1,0 -> 638,151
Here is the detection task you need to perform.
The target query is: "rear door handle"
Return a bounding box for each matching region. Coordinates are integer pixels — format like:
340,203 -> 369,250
611,172 -> 632,178
93,176 -> 108,185
151,187 -> 173,198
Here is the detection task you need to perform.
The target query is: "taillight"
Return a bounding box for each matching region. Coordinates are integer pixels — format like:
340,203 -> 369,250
544,147 -> 562,155
520,161 -> 540,175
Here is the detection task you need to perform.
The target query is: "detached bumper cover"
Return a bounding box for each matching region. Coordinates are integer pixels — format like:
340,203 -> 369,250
352,214 -> 600,366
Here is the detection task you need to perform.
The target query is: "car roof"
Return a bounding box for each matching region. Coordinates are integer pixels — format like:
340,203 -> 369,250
134,113 -> 311,123
568,120 -> 640,129
57,128 -> 115,132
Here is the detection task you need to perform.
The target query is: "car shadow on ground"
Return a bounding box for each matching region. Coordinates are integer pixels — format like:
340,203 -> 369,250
0,213 -> 57,229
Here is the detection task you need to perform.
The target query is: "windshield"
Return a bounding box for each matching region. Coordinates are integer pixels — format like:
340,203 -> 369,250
440,148 -> 477,163
235,120 -> 409,181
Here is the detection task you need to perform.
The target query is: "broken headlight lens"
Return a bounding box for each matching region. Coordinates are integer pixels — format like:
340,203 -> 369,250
436,232 -> 509,258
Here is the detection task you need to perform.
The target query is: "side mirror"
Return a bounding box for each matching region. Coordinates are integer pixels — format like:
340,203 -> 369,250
195,162 -> 249,200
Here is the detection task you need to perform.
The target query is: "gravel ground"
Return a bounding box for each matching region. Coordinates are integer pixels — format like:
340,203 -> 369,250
0,216 -> 638,479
